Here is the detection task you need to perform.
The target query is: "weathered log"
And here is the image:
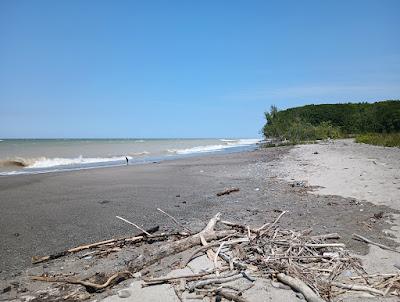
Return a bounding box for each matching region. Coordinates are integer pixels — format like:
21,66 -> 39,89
128,213 -> 234,273
217,290 -> 249,302
277,273 -> 325,302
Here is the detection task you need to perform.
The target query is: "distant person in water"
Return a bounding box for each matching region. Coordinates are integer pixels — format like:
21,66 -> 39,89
125,157 -> 129,165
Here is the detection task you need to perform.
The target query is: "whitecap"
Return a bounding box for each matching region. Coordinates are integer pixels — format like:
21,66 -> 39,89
26,155 -> 133,169
167,138 -> 261,155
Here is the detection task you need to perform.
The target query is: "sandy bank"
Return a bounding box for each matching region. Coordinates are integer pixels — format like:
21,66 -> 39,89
271,139 -> 400,279
272,139 -> 400,210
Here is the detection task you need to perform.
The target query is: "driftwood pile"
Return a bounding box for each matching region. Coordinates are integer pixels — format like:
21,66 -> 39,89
30,211 -> 400,301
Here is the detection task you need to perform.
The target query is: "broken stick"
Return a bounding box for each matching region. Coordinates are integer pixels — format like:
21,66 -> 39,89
31,271 -> 133,292
353,233 -> 399,253
116,216 -> 152,236
157,208 -> 192,234
330,281 -> 384,296
216,187 -> 240,196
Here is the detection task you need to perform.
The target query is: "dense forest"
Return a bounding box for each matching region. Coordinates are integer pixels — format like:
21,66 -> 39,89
262,100 -> 400,145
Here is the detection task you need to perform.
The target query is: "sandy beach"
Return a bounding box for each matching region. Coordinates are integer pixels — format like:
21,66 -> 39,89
1,140 -> 399,301
273,139 -> 400,210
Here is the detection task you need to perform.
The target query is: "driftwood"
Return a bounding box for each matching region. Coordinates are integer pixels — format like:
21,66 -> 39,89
31,226 -> 160,264
157,208 -> 192,234
257,210 -> 287,234
182,241 -> 224,268
330,281 -> 385,296
128,213 -> 235,272
31,271 -> 133,292
144,270 -> 222,285
214,238 -> 249,272
216,187 -> 240,196
29,211 -> 400,300
182,238 -> 249,269
32,236 -> 142,264
353,233 -> 399,253
217,290 -> 249,302
218,252 -> 248,270
116,216 -> 152,236
277,273 -> 325,302
310,233 -> 340,240
221,220 -> 257,234
188,272 -> 244,292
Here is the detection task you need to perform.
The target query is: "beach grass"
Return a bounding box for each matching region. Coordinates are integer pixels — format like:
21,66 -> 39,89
355,133 -> 400,147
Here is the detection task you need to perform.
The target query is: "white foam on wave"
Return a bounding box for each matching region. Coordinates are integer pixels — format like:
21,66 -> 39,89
168,138 -> 261,155
27,155 -> 133,169
130,151 -> 150,156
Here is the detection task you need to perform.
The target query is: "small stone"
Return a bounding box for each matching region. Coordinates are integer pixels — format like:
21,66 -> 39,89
118,289 -> 131,298
2,286 -> 11,293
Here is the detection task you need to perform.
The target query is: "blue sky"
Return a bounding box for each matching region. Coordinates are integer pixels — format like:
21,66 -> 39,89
0,0 -> 399,138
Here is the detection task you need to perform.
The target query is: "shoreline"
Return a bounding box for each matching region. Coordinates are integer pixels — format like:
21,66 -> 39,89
1,140 -> 399,301
0,143 -> 260,177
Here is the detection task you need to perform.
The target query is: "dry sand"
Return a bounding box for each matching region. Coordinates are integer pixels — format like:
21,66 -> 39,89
272,139 -> 400,210
271,139 -> 400,275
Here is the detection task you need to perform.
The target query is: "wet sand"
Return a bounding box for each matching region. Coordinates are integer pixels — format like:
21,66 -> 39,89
1,144 -> 397,281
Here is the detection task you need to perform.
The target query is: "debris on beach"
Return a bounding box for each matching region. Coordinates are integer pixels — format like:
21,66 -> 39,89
216,187 -> 240,196
291,181 -> 307,188
21,210 -> 400,301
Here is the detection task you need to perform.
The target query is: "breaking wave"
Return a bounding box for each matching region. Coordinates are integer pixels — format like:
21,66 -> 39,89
0,156 -> 133,169
0,158 -> 36,168
168,138 -> 261,155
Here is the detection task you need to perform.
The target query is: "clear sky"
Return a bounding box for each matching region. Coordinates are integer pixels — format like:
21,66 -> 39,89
0,0 -> 399,138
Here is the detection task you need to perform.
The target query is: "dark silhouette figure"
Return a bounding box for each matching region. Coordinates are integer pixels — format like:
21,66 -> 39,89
125,157 -> 129,165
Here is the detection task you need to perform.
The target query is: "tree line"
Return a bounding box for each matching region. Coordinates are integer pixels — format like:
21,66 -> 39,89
262,100 -> 400,143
